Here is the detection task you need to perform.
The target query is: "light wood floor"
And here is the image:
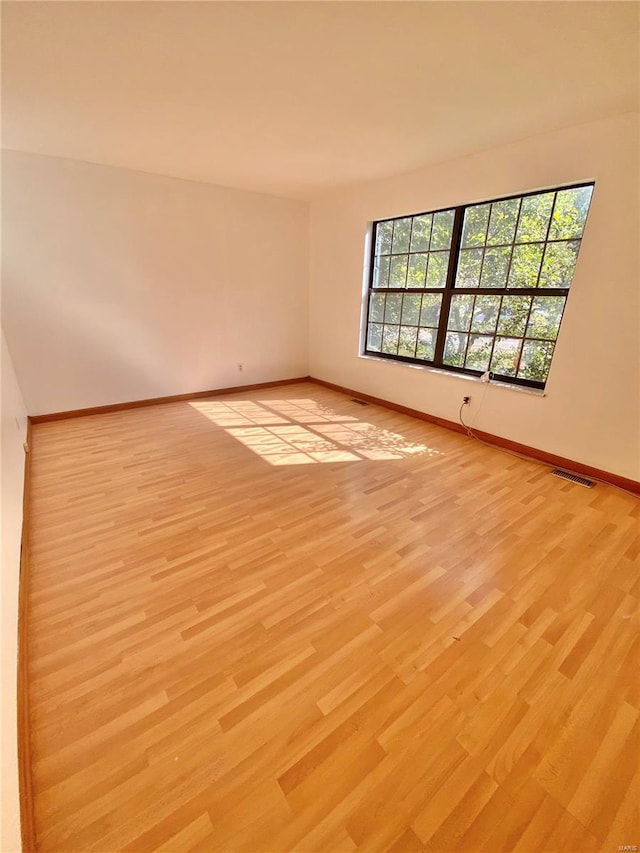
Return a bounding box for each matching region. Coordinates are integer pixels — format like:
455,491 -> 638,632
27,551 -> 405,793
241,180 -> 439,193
28,382 -> 639,852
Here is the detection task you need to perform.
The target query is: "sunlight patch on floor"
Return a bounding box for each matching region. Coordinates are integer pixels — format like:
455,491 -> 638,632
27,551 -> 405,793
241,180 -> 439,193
228,425 -> 360,464
189,399 -> 442,465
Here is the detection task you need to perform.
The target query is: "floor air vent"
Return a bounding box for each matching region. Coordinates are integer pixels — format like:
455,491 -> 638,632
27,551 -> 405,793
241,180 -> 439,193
350,399 -> 368,406
552,469 -> 595,488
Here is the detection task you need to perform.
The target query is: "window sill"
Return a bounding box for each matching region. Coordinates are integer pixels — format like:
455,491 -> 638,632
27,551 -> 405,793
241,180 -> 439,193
358,353 -> 547,397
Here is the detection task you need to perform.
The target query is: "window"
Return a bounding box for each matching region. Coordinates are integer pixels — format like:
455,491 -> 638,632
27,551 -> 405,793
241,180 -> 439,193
364,183 -> 594,389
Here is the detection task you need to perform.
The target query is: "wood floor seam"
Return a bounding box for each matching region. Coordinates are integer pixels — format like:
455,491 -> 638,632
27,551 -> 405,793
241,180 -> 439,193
26,381 -> 639,851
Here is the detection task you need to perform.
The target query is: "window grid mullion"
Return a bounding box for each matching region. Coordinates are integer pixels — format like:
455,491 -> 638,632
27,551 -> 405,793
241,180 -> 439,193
448,287 -> 568,297
461,293 -> 479,365
373,237 -> 582,258
373,288 -> 568,294
482,294 -> 504,374
475,202 -> 492,288
532,191 -> 559,289
513,296 -> 538,378
502,198 -> 523,286
434,207 -> 464,368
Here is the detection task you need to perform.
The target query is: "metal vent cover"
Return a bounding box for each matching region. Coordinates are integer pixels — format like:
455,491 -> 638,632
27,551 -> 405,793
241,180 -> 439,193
552,469 -> 595,488
350,398 -> 368,406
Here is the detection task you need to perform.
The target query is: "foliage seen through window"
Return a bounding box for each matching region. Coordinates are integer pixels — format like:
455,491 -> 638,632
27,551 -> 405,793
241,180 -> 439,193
365,184 -> 594,388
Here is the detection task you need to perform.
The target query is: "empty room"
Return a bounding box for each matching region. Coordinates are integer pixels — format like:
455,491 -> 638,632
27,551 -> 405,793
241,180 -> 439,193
1,1 -> 639,851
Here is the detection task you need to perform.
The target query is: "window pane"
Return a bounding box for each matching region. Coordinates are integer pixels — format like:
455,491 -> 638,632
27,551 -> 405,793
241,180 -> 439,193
382,325 -> 400,354
471,295 -> 500,333
392,218 -> 412,253
407,253 -> 428,288
367,323 -> 383,352
538,241 -> 579,288
443,332 -> 468,367
419,293 -> 443,327
461,204 -> 490,247
518,340 -> 555,382
430,210 -> 455,250
401,293 -> 421,326
480,247 -> 511,288
448,294 -> 474,332
389,256 -> 408,287
526,296 -> 565,340
367,184 -> 591,388
373,255 -> 390,288
487,198 -> 520,245
425,251 -> 448,288
398,326 -> 419,357
375,221 -> 393,255
369,293 -> 386,323
490,337 -> 522,377
549,186 -> 593,240
507,244 -> 543,288
384,293 -> 402,323
515,192 -> 554,243
456,248 -> 483,288
497,295 -> 531,336
416,328 -> 437,361
410,215 -> 432,252
465,335 -> 493,371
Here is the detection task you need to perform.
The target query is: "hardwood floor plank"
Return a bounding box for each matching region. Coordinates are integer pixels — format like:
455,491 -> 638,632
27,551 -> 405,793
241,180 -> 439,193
27,382 -> 639,850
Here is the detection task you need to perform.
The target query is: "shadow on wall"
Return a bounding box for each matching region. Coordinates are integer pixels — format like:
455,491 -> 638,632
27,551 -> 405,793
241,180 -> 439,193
189,397 -> 444,465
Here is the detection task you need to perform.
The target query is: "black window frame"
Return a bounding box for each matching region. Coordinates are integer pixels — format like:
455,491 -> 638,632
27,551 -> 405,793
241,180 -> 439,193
363,181 -> 595,390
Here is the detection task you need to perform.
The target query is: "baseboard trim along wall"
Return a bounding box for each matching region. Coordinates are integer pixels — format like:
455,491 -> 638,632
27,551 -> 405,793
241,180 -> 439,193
27,373 -> 640,493
29,377 -> 312,423
18,420 -> 36,853
309,377 -> 640,496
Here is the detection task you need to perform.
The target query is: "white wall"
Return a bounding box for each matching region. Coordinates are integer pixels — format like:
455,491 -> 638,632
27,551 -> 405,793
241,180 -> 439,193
2,151 -> 309,415
1,332 -> 28,853
309,113 -> 640,481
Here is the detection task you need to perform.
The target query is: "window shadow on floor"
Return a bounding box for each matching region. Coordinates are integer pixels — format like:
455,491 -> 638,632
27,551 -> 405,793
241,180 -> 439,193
188,395 -> 444,466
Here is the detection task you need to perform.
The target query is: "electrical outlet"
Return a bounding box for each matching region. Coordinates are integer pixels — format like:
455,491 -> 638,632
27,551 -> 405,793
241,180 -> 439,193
463,396 -> 471,405
237,363 -> 244,372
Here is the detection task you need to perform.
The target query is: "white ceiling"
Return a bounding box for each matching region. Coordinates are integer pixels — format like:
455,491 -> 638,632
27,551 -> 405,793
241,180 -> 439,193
2,1 -> 638,199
